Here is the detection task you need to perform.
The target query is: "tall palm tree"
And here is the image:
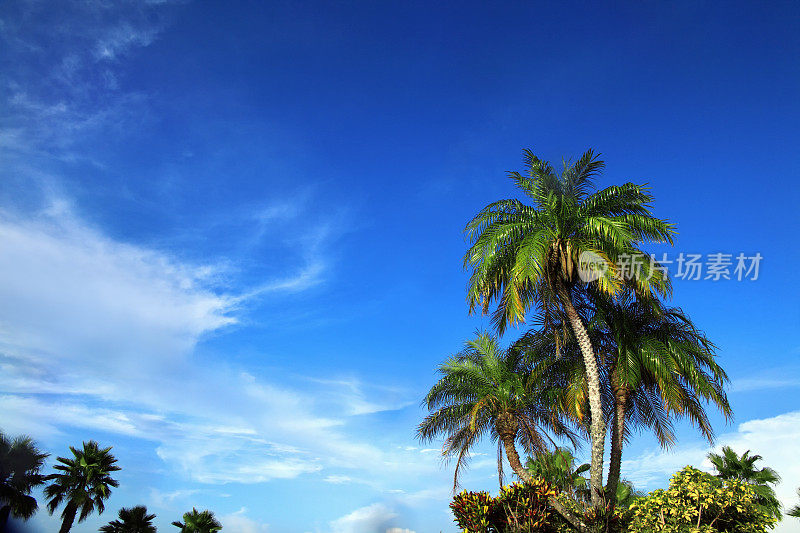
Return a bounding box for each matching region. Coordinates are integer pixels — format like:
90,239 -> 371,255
592,293 -> 731,506
464,148 -> 674,505
100,505 -> 157,532
171,508 -> 222,532
417,333 -> 586,530
44,441 -> 120,533
0,432 -> 49,527
708,446 -> 782,521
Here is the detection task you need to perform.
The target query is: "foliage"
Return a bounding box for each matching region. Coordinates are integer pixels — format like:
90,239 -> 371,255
462,148 -> 674,333
0,432 -> 49,525
450,480 -> 557,532
524,448 -> 589,501
628,466 -> 776,532
172,508 -> 222,532
100,505 -> 157,532
586,291 -> 731,506
417,333 -> 577,490
451,490 -> 496,532
707,446 -> 782,521
545,492 -> 630,533
496,480 -> 557,532
44,440 -> 120,533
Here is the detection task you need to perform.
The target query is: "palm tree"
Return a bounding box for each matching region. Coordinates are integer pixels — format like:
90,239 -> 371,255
612,479 -> 644,509
592,293 -> 731,506
788,488 -> 800,518
464,148 -> 674,505
524,447 -> 589,501
417,333 -> 586,530
171,508 -> 222,532
44,441 -> 120,533
0,432 -> 49,527
100,505 -> 157,532
707,446 -> 782,521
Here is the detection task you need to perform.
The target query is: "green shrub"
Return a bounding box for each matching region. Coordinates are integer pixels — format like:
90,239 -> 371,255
450,480 -> 556,532
495,480 -> 555,531
451,490 -> 496,532
628,466 -> 776,533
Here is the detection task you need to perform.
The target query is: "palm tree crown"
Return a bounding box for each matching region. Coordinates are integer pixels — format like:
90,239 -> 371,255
172,508 -> 222,532
463,148 -> 673,332
44,440 -> 120,533
0,432 -> 49,526
100,505 -> 157,532
708,446 -> 782,521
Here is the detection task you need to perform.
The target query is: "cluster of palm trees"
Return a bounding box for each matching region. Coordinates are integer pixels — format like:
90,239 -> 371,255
0,434 -> 222,532
417,149 -> 735,531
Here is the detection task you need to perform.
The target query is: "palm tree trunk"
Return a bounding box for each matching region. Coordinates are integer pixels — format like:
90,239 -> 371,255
557,283 -> 606,508
498,428 -> 588,533
59,501 -> 78,533
606,385 -> 629,509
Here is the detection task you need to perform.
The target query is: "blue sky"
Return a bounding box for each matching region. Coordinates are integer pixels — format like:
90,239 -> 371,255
1,1 -> 799,532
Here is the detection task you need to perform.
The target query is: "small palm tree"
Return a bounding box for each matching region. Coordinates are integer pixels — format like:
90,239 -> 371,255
417,333 -> 585,530
613,479 -> 645,509
524,447 -> 589,500
708,446 -> 782,521
464,148 -> 674,506
43,441 -> 120,533
789,488 -> 800,518
0,432 -> 49,527
172,508 -> 222,532
100,505 -> 157,532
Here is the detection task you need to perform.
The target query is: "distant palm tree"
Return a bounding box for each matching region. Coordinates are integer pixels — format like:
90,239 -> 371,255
789,488 -> 800,518
100,505 -> 157,532
708,446 -> 782,521
464,148 -> 674,506
417,333 -> 585,530
171,508 -> 222,532
44,441 -> 120,533
0,432 -> 49,527
524,447 -> 589,500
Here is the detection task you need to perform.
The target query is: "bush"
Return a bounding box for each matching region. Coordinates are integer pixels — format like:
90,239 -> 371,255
628,466 -> 776,533
451,490 -> 496,532
450,480 -> 556,532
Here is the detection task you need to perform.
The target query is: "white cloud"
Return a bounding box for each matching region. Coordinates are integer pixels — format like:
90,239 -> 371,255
330,503 -> 398,533
0,203 -> 387,484
324,475 -> 353,484
218,507 -> 270,533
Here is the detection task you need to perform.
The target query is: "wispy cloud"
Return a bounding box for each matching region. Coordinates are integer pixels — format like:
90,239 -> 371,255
0,200 -> 387,486
217,507 -> 270,533
0,0 -> 175,168
732,378 -> 800,392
